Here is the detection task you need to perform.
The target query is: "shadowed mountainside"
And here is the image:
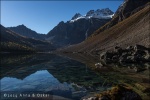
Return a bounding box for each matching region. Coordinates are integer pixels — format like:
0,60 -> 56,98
8,24 -> 46,40
47,8 -> 114,47
0,25 -> 55,52
47,18 -> 111,47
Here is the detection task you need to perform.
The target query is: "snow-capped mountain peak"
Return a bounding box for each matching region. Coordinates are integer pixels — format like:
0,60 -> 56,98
86,8 -> 113,17
70,8 -> 114,23
71,13 -> 82,20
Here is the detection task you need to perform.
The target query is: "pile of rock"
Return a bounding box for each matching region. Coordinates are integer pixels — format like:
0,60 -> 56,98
100,45 -> 150,64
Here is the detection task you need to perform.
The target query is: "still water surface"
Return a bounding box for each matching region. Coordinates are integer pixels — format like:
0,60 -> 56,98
0,54 -> 111,100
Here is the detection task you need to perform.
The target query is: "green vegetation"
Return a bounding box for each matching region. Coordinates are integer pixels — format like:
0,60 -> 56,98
1,42 -> 36,53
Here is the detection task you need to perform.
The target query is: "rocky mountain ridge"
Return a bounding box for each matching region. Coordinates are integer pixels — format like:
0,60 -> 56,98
8,24 -> 46,40
47,8 -> 114,47
70,8 -> 114,22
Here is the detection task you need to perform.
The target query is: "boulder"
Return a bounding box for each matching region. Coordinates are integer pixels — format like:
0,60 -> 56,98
144,51 -> 150,61
112,54 -> 120,63
126,56 -> 136,63
114,46 -> 123,54
100,51 -> 117,63
126,46 -> 134,51
133,66 -> 146,72
95,62 -> 103,68
119,56 -> 135,63
133,53 -> 147,62
144,63 -> 150,70
119,53 -> 131,63
100,52 -> 107,60
82,97 -> 97,100
134,44 -> 148,51
133,49 -> 146,56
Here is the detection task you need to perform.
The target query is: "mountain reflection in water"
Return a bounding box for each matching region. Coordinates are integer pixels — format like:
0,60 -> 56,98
0,54 -> 111,100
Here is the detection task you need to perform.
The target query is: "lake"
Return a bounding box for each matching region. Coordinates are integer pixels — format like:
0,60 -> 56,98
0,53 -> 149,100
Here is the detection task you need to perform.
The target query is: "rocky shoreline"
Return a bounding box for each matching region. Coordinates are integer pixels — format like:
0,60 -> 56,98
100,45 -> 150,64
84,45 -> 150,100
97,45 -> 150,72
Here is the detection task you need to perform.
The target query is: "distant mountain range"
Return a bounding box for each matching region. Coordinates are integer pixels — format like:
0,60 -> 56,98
8,24 -> 46,40
70,8 -> 114,22
6,8 -> 113,48
1,25 -> 55,52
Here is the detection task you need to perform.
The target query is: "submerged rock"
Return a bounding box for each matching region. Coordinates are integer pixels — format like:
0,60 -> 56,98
83,85 -> 142,100
83,97 -> 97,100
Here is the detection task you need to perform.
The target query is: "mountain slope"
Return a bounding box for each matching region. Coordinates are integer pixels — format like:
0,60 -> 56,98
61,3 -> 149,53
1,25 -> 55,52
91,0 -> 149,36
8,24 -> 46,40
47,8 -> 113,47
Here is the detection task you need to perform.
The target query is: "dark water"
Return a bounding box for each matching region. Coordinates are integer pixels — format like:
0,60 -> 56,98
0,54 -> 112,100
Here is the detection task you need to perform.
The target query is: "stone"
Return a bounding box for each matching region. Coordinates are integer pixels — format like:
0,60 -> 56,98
114,46 -> 123,55
144,63 -> 150,69
126,46 -> 134,51
144,51 -> 150,61
126,56 -> 135,63
112,55 -> 119,63
95,63 -> 103,68
100,51 -> 114,63
83,97 -> 97,100
134,45 -> 147,51
133,67 -> 146,72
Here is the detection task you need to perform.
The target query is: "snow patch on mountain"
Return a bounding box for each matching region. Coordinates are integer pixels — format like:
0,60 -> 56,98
70,8 -> 114,23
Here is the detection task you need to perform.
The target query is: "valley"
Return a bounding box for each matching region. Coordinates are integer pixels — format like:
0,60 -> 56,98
0,0 -> 150,100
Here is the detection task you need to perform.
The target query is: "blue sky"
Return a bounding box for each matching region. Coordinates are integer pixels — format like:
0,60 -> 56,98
1,0 -> 124,34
